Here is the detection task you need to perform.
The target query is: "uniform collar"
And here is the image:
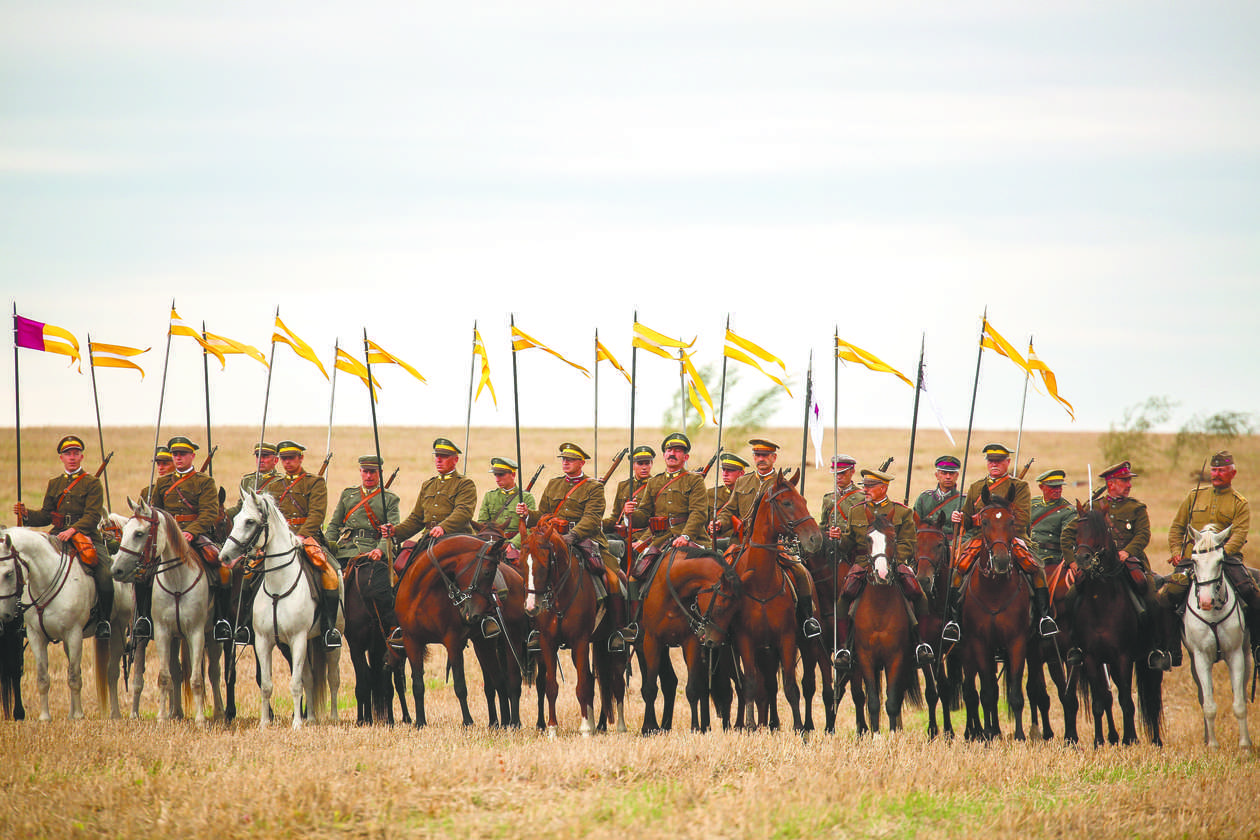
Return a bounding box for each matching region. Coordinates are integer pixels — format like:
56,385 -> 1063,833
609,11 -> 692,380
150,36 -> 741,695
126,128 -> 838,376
666,470 -> 683,479
64,469 -> 83,478
286,470 -> 305,480
756,470 -> 774,482
565,473 -> 586,484
176,467 -> 194,476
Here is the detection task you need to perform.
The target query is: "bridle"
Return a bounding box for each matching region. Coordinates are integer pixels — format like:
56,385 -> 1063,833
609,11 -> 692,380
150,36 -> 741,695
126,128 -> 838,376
115,508 -> 207,636
665,553 -> 740,646
0,539 -> 27,621
977,505 -> 1015,577
915,525 -> 950,594
422,537 -> 500,621
523,527 -> 583,619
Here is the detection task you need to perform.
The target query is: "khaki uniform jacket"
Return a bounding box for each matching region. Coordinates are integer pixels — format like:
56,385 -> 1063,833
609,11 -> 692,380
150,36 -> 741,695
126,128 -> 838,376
325,486 -> 400,559
912,488 -> 964,526
274,471 -> 329,539
821,484 -> 865,532
708,485 -> 736,539
631,470 -> 711,548
151,470 -> 220,538
527,475 -> 608,548
962,475 -> 1032,540
226,469 -> 283,520
604,477 -> 648,533
1169,485 -> 1250,560
841,498 -> 915,564
1065,496 -> 1151,566
1029,498 -> 1076,565
476,487 -> 535,548
396,473 -> 477,541
24,471 -> 105,540
715,471 -> 778,533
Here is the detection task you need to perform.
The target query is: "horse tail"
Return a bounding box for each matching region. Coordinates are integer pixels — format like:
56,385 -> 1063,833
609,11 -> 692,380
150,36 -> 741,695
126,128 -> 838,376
309,643 -> 329,720
1075,667 -> 1092,715
903,665 -> 924,709
94,635 -> 110,714
1135,661 -> 1164,743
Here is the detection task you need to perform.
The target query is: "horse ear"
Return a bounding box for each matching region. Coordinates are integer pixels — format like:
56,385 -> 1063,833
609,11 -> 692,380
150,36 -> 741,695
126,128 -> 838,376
1218,525 -> 1233,545
787,468 -> 800,486
219,487 -> 226,505
127,496 -> 137,513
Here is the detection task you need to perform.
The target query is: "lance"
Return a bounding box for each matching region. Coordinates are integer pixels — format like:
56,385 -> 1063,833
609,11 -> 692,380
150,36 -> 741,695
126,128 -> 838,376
627,311 -> 641,576
1013,333 -> 1033,469
953,309 -> 988,558
254,306 -> 281,492
830,326 -> 840,691
799,350 -> 812,493
325,337 -> 341,476
363,328 -> 384,494
201,321 -> 214,478
509,314 -> 526,544
463,321 -> 477,465
86,331 -> 113,511
1178,458 -> 1209,561
147,299 -> 178,505
712,315 -> 732,535
593,328 -> 600,475
12,304 -> 22,523
905,334 -> 925,505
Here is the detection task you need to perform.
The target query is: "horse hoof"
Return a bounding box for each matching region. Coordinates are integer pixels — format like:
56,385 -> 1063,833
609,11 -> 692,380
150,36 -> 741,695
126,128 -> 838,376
547,726 -> 557,740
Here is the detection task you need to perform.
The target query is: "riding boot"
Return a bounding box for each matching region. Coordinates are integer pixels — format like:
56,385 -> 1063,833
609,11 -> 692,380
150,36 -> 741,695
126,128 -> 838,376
212,585 -> 232,643
1033,586 -> 1058,638
133,580 -> 153,641
941,586 -> 964,644
798,597 -> 822,639
233,574 -> 258,645
320,589 -> 342,648
377,593 -> 404,650
603,593 -> 630,652
832,595 -> 854,671
911,594 -> 935,666
95,580 -> 114,639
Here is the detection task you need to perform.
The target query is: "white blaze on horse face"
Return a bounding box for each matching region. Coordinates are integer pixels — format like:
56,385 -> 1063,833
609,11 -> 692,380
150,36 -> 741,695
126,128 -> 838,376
871,530 -> 889,581
1193,528 -> 1228,612
525,552 -> 536,613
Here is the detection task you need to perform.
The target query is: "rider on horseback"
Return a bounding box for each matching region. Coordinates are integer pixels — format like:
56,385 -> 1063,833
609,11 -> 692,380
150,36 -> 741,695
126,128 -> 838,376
12,435 -> 113,639
820,454 -> 864,561
475,456 -> 535,558
941,443 -> 1059,643
603,445 -> 654,560
326,455 -> 401,648
707,452 -> 749,550
832,469 -> 936,669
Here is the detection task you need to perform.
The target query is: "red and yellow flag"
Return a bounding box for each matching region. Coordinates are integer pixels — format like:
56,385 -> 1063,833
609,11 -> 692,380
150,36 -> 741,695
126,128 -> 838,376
14,314 -> 81,369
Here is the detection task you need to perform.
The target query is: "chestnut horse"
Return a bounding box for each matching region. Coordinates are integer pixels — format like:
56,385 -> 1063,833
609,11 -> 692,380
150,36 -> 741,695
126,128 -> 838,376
637,546 -> 743,733
520,515 -> 627,737
957,486 -> 1030,741
913,513 -> 959,739
799,539 -> 845,733
725,470 -> 822,731
1071,502 -> 1164,747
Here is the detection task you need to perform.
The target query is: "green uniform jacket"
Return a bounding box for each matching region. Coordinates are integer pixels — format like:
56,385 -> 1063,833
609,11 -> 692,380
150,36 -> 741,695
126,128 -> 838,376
631,470 -> 711,548
476,486 -> 535,548
604,477 -> 648,533
841,498 -> 915,564
225,470 -> 283,520
820,484 -> 865,533
325,486 -> 400,559
527,475 -> 608,548
912,488 -> 964,527
24,471 -> 105,541
396,473 -> 477,541
151,470 -> 220,538
715,471 -> 778,533
273,471 -> 329,539
1065,496 -> 1151,567
1169,485 -> 1250,560
961,475 -> 1031,541
1029,498 -> 1076,565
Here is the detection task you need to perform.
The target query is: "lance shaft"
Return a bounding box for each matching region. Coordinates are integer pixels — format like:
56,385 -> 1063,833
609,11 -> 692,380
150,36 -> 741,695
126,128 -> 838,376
953,311 -> 987,558
799,351 -> 812,493
87,331 -> 113,511
148,299 -> 177,505
201,321 -> 214,477
905,334 -> 925,505
255,307 -> 280,492
510,315 -> 525,543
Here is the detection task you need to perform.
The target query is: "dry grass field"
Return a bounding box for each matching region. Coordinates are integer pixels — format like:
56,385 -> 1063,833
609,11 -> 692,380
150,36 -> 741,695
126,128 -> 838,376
2,426 -> 1259,839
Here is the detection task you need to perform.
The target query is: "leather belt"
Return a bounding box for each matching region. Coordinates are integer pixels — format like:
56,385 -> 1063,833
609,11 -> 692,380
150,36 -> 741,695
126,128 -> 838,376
174,514 -> 198,523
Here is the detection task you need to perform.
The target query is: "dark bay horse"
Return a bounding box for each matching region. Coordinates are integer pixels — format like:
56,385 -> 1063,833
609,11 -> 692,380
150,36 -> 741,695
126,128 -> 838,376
849,514 -> 922,734
393,533 -> 523,727
1025,539 -> 1081,744
725,470 -> 822,731
520,516 -> 627,737
913,513 -> 958,739
637,546 -> 742,733
343,554 -> 400,725
800,540 -> 845,733
1071,502 -> 1163,747
957,486 -> 1030,741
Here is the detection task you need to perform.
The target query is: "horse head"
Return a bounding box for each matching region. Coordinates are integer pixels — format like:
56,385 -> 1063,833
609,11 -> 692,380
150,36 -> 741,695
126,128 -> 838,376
749,470 -> 822,555
220,490 -> 274,568
913,511 -> 950,594
1189,524 -> 1232,612
112,496 -> 164,583
976,486 -> 1016,574
692,559 -> 743,647
867,514 -> 896,586
1072,501 -> 1119,578
0,533 -> 23,625
521,515 -> 569,617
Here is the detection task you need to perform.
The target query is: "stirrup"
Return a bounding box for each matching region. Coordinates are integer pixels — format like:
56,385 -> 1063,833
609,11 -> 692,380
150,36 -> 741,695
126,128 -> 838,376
1147,650 -> 1172,672
1065,647 -> 1083,668
607,633 -> 626,653
323,628 -> 342,648
1038,615 -> 1059,638
941,620 -> 961,644
915,643 -> 936,666
480,615 -> 502,639
832,648 -> 853,671
95,620 -> 111,640
525,630 -> 541,652
233,626 -> 253,646
802,617 -> 823,639
386,627 -> 405,651
213,619 -> 232,643
132,616 -> 152,641
621,622 -> 640,641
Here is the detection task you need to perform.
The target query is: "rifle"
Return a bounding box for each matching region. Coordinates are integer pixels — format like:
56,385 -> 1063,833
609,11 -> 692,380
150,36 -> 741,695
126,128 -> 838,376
1176,458 -> 1209,562
317,452 -> 333,478
198,445 -> 218,474
384,466 -> 400,489
696,451 -> 720,478
525,464 -> 545,493
95,451 -> 115,478
878,456 -> 894,472
600,448 -> 630,484
1017,457 -> 1035,480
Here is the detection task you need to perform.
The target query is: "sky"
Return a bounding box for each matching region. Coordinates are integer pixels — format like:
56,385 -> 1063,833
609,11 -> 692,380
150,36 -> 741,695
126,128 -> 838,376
2,1 -> 1259,446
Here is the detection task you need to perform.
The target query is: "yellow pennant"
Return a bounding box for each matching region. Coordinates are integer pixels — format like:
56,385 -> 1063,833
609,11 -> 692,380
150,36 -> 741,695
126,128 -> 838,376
335,347 -> 381,398
595,337 -> 632,384
366,339 -> 426,383
979,319 -> 1031,376
1027,340 -> 1074,420
204,331 -> 268,367
170,307 -> 226,369
631,321 -> 694,361
724,328 -> 792,396
271,315 -> 329,379
835,335 -> 913,387
88,341 -> 149,379
473,329 -> 497,406
511,325 -> 590,377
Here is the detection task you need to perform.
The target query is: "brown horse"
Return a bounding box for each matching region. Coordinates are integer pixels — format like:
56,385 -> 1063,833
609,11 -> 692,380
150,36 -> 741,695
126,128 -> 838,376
393,534 -> 522,727
800,539 -> 847,733
520,516 -> 627,737
637,546 -> 743,732
849,513 -> 922,734
957,485 -> 1030,741
1070,502 -> 1164,747
913,513 -> 959,739
343,555 -> 400,725
1025,536 -> 1081,743
725,470 -> 822,731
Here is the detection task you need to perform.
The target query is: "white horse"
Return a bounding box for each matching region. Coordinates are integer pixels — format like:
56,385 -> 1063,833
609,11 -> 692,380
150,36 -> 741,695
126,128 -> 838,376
112,499 -> 215,724
220,491 -> 341,729
1184,524 -> 1251,750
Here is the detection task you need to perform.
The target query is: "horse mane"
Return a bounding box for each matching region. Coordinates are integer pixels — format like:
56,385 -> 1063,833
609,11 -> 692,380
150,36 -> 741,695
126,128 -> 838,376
149,506 -> 202,569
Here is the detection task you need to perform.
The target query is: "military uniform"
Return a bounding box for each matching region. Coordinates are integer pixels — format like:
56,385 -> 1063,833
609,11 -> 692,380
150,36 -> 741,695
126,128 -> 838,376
274,470 -> 329,540
630,468 -> 711,552
225,468 -> 283,520
912,487 -> 964,527
396,472 -> 478,541
477,486 -> 534,548
1030,498 -> 1076,567
325,458 -> 402,647
715,470 -> 778,534
605,477 -> 649,537
960,474 -> 1032,541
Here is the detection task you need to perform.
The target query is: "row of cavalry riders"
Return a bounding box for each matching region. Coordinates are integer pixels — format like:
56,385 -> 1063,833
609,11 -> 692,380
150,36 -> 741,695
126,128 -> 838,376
1,435 -> 1256,746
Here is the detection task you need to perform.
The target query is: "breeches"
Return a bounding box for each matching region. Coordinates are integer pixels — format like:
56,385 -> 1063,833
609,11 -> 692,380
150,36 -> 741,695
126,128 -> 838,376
842,559 -> 922,601
302,537 -> 342,591
950,538 -> 1046,589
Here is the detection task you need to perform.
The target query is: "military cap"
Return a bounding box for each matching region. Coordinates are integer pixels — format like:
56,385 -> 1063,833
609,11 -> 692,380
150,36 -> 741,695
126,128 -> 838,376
982,442 -> 1013,461
153,446 -> 173,463
934,455 -> 961,472
557,442 -> 590,460
860,468 -> 894,485
831,454 -> 857,471
358,455 -> 383,469
631,445 -> 656,462
276,440 -> 305,456
167,435 -> 199,453
720,453 -> 750,470
253,442 -> 277,456
1036,468 -> 1067,487
749,439 -> 780,454
489,456 -> 518,474
432,438 -> 461,456
661,432 -> 691,452
1100,461 -> 1137,480
1211,451 -> 1235,468
56,435 -> 85,453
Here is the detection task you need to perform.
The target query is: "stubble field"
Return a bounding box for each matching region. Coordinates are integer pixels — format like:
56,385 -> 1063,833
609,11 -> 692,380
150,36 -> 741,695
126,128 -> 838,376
2,426 -> 1258,839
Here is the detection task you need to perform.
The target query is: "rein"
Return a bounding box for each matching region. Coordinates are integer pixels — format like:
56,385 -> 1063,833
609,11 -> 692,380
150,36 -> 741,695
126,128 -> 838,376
423,537 -> 499,613
1186,548 -> 1244,658
226,502 -> 305,639
117,510 -> 208,638
664,552 -> 736,644
12,536 -> 76,641
524,531 -> 584,619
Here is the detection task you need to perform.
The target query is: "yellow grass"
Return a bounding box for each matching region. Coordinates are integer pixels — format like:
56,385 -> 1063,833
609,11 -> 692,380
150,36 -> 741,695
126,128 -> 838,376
3,426 -> 1260,839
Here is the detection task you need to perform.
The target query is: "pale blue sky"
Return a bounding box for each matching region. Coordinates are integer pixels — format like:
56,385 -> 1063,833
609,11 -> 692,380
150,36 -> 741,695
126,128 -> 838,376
3,1 -> 1258,441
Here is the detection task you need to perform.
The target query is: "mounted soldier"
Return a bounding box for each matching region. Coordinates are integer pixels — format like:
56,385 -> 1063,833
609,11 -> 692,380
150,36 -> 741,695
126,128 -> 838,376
624,433 -> 711,573
820,453 -> 863,556
603,445 -> 655,562
516,442 -> 634,651
12,435 -> 113,638
475,456 -> 534,559
833,468 -> 936,670
941,442 -> 1058,643
710,438 -> 823,638
224,442 -> 283,521
911,455 -> 964,525
1029,468 -> 1075,568
387,438 -> 477,549
326,455 -> 402,647
138,446 -> 175,503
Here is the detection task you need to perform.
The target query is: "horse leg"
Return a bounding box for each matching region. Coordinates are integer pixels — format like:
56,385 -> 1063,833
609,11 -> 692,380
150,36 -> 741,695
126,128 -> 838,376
1009,646 -> 1027,742
446,638 -> 474,726
350,638 -> 371,725
61,631 -> 84,720
541,642 -> 561,737
866,665 -> 881,734
659,651 -> 678,731
1026,646 -> 1052,741
961,661 -> 981,742
326,642 -> 341,722
680,640 -> 707,733
287,634 -> 309,729
1114,660 -> 1138,746
886,663 -> 904,733
154,625 -> 174,722
255,633 -> 276,729
1085,662 -> 1107,747
851,673 -> 868,736
29,629 -> 52,721
189,630 -> 207,725
735,635 -> 763,731
1229,647 -> 1251,748
574,643 -> 595,736
408,643 -> 427,728
800,645 -> 816,733
394,661 -> 411,725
